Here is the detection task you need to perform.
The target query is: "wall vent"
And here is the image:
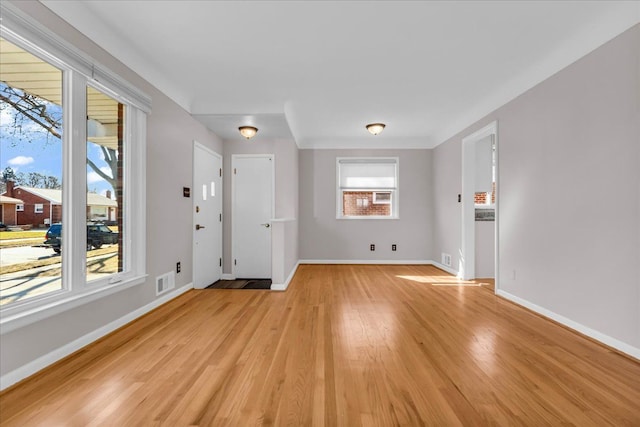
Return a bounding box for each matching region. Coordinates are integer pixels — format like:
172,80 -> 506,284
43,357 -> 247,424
442,253 -> 452,267
156,272 -> 175,296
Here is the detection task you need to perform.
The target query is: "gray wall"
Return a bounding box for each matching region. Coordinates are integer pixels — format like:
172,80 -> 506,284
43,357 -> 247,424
475,221 -> 495,278
432,140 -> 462,268
432,24 -> 640,350
1,1 -> 223,378
299,149 -> 433,261
222,138 -> 299,276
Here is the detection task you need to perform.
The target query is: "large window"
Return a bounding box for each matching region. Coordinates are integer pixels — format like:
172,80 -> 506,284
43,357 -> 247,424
337,158 -> 399,219
0,37 -> 65,305
0,4 -> 149,324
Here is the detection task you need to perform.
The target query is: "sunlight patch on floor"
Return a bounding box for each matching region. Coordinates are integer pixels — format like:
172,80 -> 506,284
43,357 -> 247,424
396,275 -> 487,287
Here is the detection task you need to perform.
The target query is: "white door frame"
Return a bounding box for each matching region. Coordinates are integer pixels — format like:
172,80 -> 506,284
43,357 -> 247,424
461,121 -> 499,290
192,141 -> 223,288
231,154 -> 275,278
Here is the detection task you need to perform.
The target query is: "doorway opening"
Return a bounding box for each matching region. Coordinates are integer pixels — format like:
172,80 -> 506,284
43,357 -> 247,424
461,121 -> 498,291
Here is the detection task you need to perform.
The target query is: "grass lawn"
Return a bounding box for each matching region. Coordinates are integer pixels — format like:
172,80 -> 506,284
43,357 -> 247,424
0,230 -> 46,240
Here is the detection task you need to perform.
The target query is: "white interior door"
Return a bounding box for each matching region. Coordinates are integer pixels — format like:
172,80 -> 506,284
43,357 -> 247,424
232,155 -> 273,279
193,142 -> 222,288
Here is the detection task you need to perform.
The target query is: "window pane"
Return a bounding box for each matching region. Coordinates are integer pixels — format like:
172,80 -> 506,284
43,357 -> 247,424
86,86 -> 123,280
0,37 -> 64,305
343,191 -> 392,217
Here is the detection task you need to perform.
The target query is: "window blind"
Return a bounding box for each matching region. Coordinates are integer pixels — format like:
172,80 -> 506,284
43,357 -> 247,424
338,159 -> 397,189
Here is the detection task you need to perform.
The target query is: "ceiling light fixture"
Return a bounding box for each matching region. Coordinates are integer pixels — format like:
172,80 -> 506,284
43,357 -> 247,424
238,126 -> 258,139
366,123 -> 385,135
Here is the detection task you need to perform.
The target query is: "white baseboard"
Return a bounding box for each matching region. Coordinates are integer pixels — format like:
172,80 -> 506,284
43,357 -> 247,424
428,261 -> 459,276
299,259 -> 432,265
221,274 -> 235,280
298,259 -> 460,276
271,262 -> 300,291
496,289 -> 640,361
0,283 -> 194,391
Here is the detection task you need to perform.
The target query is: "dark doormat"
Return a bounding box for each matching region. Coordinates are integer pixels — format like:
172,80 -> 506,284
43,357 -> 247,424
206,279 -> 272,289
241,279 -> 272,289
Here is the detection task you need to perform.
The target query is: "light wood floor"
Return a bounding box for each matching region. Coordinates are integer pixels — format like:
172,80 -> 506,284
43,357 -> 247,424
1,264 -> 639,426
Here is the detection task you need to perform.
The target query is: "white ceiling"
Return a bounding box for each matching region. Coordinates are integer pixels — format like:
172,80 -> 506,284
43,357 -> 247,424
41,1 -> 639,148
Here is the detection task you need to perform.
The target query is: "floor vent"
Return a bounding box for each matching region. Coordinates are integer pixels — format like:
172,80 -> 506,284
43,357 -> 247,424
442,253 -> 452,267
156,272 -> 175,296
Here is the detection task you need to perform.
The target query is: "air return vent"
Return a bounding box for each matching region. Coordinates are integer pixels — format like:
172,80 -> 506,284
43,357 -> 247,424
441,253 -> 452,267
156,272 -> 175,296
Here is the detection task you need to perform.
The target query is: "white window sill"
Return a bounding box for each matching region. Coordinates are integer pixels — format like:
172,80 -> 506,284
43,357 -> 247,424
337,216 -> 399,220
0,274 -> 147,334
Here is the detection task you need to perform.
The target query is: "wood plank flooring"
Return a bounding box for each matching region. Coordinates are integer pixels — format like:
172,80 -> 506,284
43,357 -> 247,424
1,264 -> 639,426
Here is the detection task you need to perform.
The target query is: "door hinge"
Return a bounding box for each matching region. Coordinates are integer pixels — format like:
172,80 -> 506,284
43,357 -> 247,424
234,168 -> 237,175
219,213 -> 222,222
219,258 -> 222,267
219,168 -> 222,177
234,259 -> 237,265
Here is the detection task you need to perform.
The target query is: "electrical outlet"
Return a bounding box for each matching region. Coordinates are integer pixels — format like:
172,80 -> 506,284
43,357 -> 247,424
176,262 -> 181,273
370,244 -> 375,251
392,244 -> 397,251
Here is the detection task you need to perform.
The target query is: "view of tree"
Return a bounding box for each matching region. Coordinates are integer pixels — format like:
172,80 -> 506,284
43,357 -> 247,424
0,166 -> 61,191
0,82 -> 117,194
0,84 -> 61,145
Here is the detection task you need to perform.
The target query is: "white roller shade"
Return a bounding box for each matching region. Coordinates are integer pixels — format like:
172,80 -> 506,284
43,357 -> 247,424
339,159 -> 397,189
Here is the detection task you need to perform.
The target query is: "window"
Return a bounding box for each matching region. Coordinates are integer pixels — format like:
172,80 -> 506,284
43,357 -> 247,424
15,204 -> 24,212
373,192 -> 391,204
337,158 -> 398,219
0,4 -> 149,322
34,204 -> 44,214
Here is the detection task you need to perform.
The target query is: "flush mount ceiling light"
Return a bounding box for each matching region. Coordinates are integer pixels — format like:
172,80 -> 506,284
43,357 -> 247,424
238,126 -> 258,139
366,123 -> 386,135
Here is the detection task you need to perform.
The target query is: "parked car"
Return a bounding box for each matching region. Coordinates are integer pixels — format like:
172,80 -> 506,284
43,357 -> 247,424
44,223 -> 119,253
0,223 -> 7,231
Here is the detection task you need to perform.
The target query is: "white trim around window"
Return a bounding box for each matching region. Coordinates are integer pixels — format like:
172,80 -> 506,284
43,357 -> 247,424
336,157 -> 399,219
0,2 -> 148,333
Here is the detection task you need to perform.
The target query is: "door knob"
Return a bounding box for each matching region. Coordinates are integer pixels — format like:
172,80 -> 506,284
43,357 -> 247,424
196,224 -> 205,230
261,223 -> 270,228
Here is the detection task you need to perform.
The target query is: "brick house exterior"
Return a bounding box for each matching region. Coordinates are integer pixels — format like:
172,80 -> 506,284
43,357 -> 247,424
0,194 -> 23,226
343,191 -> 391,216
474,182 -> 497,205
1,181 -> 116,227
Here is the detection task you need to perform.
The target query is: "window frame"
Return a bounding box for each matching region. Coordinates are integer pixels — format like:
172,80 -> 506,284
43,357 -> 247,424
0,3 -> 149,332
15,204 -> 24,212
336,157 -> 399,220
34,203 -> 44,214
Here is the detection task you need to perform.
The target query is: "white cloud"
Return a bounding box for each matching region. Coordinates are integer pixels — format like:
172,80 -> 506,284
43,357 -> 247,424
8,155 -> 34,166
87,166 -> 113,184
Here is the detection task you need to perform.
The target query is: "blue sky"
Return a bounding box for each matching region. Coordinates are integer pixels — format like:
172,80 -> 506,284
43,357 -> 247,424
0,87 -> 115,197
